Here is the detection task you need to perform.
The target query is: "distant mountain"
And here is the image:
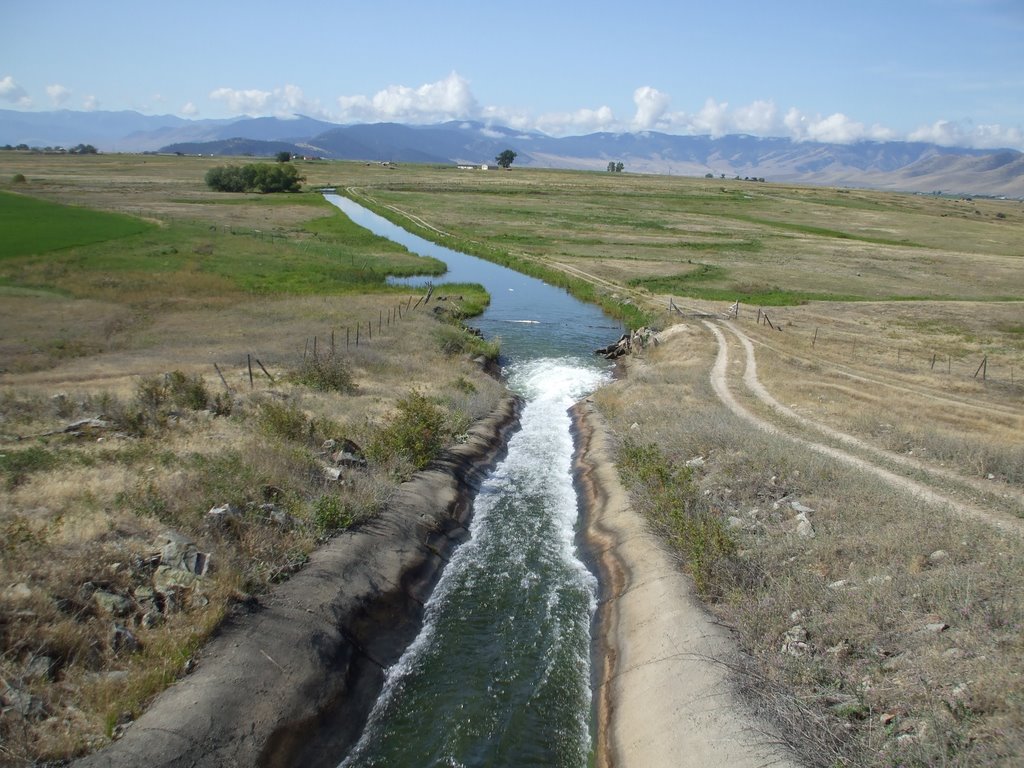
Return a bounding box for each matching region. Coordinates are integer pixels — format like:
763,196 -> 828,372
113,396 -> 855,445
2,109 -> 1021,196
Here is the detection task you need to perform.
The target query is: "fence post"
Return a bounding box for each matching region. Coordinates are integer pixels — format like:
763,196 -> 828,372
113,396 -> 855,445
213,363 -> 230,392
255,358 -> 275,383
356,326 -> 360,347
379,310 -> 382,333
931,353 -> 936,370
247,354 -> 254,389
812,327 -> 818,347
974,356 -> 987,380
347,327 -> 350,350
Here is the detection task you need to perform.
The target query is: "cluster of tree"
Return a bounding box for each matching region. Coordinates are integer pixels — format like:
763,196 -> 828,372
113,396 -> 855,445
606,161 -> 625,173
2,143 -> 97,154
704,172 -> 766,182
204,162 -> 305,193
495,149 -> 517,168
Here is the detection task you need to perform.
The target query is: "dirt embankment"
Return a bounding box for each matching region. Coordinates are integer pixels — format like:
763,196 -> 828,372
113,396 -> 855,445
74,394 -> 523,768
572,398 -> 799,768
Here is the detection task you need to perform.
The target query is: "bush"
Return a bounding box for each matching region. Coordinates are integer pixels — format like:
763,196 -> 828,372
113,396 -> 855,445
257,400 -> 311,443
290,353 -> 355,393
312,494 -> 353,535
12,173 -> 26,184
205,163 -> 304,193
368,391 -> 448,470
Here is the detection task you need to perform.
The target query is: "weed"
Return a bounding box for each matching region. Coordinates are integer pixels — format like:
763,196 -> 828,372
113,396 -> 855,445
1,445 -> 59,489
312,494 -> 354,535
257,400 -> 311,443
368,391 -> 449,470
290,353 -> 355,394
616,437 -> 736,596
434,323 -> 501,361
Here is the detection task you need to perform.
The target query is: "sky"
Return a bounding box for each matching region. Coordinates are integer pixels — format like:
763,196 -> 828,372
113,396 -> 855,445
2,0 -> 1023,149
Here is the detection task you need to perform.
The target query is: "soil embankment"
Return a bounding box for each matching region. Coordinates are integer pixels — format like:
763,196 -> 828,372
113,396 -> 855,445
572,398 -> 798,768
75,394 -> 523,768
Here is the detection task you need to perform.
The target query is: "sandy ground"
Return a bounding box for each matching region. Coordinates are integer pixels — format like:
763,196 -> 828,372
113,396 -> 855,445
574,398 -> 799,768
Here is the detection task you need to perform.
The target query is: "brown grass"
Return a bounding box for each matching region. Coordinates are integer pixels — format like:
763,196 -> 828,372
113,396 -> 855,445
0,156 -> 504,763
594,322 -> 1024,766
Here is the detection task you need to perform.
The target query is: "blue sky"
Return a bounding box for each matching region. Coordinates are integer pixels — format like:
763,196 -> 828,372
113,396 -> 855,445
2,0 -> 1022,148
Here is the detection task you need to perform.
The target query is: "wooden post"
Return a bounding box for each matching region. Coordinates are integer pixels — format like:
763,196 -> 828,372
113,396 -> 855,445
347,327 -> 350,350
331,330 -> 335,356
368,320 -> 371,340
247,354 -> 254,389
303,338 -> 309,362
407,296 -> 412,310
398,303 -> 403,320
974,356 -> 987,380
379,310 -> 382,332
812,327 -> 818,347
313,336 -> 318,360
413,297 -> 423,310
255,358 -> 275,383
757,307 -> 762,324
213,363 -> 230,392
356,326 -> 360,347
948,355 -> 951,374
898,347 -> 901,364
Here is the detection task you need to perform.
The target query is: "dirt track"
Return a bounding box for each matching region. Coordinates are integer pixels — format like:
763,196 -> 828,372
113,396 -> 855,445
703,320 -> 1024,538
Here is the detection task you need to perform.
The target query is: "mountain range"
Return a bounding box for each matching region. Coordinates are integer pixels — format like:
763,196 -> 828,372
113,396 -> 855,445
2,109 -> 1022,197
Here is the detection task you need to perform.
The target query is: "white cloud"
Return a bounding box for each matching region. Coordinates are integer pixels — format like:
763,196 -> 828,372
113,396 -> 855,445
338,72 -> 479,123
180,101 -> 199,117
632,86 -> 671,129
1,75 -> 32,107
909,119 -> 1024,149
733,99 -> 778,134
536,105 -> 616,136
46,84 -> 71,107
82,94 -> 99,111
209,84 -> 329,119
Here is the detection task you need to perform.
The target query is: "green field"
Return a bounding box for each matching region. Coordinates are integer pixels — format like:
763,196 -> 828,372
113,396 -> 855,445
0,190 -> 154,259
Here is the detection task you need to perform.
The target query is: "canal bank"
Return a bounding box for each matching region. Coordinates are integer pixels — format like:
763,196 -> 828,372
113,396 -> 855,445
74,394 -> 523,768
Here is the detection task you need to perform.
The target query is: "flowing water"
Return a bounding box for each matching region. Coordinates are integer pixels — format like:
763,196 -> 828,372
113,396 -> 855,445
324,195 -> 622,767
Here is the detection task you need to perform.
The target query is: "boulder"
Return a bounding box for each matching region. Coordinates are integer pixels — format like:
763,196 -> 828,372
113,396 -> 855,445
94,590 -> 132,617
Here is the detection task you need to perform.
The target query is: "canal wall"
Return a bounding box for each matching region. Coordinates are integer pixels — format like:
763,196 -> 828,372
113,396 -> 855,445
74,393 -> 523,768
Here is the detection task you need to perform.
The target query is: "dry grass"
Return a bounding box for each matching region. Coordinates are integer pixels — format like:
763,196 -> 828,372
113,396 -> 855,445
0,156 -> 505,764
594,324 -> 1024,766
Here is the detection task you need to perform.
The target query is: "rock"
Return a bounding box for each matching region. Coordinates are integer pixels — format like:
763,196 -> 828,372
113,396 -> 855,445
795,512 -> 815,538
828,579 -> 851,590
4,582 -> 33,602
726,516 -> 745,530
25,655 -> 55,681
629,422 -> 640,430
790,500 -> 815,514
156,531 -> 210,577
207,503 -> 241,526
330,440 -> 367,469
927,549 -> 949,565
790,610 -> 804,623
684,456 -> 705,468
925,622 -> 950,633
268,507 -> 294,529
880,712 -> 898,726
141,610 -> 164,629
63,417 -> 112,434
94,590 -> 132,617
111,624 -> 140,653
321,465 -> 343,482
2,685 -> 47,720
781,625 -> 809,656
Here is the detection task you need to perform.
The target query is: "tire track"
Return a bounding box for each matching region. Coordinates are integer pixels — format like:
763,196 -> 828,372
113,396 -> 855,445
703,320 -> 1023,538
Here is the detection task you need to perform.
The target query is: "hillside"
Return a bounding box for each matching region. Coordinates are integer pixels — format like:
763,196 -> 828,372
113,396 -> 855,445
2,109 -> 1022,196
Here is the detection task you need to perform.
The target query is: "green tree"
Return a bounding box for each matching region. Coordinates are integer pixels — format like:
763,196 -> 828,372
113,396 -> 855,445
205,163 -> 304,193
495,149 -> 517,168
275,151 -> 292,163
615,161 -> 624,173
607,161 -> 616,172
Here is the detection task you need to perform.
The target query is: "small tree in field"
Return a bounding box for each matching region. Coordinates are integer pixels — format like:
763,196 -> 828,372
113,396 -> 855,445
275,151 -> 292,163
495,149 -> 517,169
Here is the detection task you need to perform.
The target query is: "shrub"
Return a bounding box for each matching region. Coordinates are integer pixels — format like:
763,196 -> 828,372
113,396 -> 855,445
257,400 -> 310,443
368,391 -> 448,470
12,172 -> 26,184
165,371 -> 210,411
290,353 -> 355,393
1,446 -> 58,490
312,494 -> 353,535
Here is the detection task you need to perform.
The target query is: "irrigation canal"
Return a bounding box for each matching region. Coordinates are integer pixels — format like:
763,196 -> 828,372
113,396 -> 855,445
324,194 -> 623,767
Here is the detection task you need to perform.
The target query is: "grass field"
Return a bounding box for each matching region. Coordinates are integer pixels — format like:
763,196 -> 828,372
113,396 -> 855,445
1,153 -> 1022,766
0,154 -> 501,763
